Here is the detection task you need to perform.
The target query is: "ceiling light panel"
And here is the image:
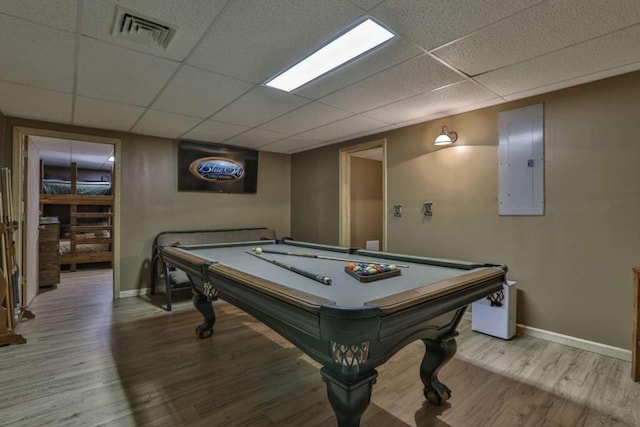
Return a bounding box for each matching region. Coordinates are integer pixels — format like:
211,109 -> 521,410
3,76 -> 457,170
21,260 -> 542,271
265,18 -> 395,92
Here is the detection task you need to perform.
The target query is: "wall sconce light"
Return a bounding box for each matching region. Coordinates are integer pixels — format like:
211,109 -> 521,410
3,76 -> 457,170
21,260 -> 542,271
434,125 -> 458,146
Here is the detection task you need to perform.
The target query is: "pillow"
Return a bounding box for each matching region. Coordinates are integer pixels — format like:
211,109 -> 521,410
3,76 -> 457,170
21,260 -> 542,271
95,221 -> 111,238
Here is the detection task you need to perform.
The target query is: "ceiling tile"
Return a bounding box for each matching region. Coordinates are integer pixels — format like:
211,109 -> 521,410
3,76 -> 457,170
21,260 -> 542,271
475,24 -> 640,97
320,54 -> 463,113
187,0 -> 364,83
371,0 -> 542,50
223,128 -> 288,149
77,37 -> 180,106
259,102 -> 352,134
2,0 -> 640,154
182,120 -> 250,143
211,86 -> 308,127
81,0 -> 227,61
0,0 -> 77,32
0,14 -> 75,92
351,147 -> 383,160
300,115 -> 388,141
433,0 -> 640,76
295,36 -> 423,100
34,137 -> 113,156
349,0 -> 385,10
74,96 -> 145,131
132,110 -> 202,138
35,136 -> 114,170
259,135 -> 326,154
152,66 -> 253,118
0,81 -> 72,123
362,81 -> 498,123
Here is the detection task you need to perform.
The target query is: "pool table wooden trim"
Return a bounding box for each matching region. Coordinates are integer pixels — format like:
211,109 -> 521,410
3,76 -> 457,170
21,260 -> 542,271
208,264 -> 333,311
162,246 -> 334,312
162,246 -> 212,267
163,244 -> 507,316
370,268 -> 506,314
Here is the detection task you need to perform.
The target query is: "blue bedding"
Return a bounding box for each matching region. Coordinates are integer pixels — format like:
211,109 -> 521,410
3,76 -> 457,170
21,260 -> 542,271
42,179 -> 111,195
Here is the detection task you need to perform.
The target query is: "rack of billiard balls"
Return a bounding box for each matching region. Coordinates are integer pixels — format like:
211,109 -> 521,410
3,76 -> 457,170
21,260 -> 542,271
345,262 -> 401,282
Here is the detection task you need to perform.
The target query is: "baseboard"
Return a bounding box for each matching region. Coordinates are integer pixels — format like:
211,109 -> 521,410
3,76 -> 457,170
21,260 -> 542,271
463,312 -> 631,362
119,287 -> 150,298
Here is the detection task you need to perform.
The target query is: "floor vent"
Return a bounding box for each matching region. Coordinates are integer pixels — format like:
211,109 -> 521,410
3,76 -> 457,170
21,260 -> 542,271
111,8 -> 176,50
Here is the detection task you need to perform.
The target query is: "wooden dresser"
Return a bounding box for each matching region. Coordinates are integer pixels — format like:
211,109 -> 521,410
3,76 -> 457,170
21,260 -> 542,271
39,219 -> 60,288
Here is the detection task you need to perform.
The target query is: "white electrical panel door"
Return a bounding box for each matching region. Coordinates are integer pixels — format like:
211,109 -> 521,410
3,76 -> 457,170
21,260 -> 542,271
499,104 -> 544,215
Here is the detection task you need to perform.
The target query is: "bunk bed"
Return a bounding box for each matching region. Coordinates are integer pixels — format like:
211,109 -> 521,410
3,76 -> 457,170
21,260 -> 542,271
42,179 -> 111,195
40,162 -> 114,271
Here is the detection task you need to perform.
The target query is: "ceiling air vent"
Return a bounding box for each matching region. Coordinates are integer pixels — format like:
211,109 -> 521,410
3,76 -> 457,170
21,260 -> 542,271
111,8 -> 176,50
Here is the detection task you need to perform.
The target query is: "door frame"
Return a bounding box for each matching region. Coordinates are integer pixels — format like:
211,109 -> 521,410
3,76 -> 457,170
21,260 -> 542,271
12,126 -> 122,302
338,138 -> 387,250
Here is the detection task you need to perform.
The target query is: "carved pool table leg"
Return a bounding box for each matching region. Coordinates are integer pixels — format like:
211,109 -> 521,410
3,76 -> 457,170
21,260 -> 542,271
321,368 -> 378,427
192,292 -> 215,339
420,333 -> 458,405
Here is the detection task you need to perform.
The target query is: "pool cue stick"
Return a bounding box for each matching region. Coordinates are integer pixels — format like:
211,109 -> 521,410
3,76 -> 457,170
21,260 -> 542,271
253,248 -> 410,268
245,251 -> 332,285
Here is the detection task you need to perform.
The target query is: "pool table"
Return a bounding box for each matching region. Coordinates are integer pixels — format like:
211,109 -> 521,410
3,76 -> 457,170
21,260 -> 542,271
160,239 -> 508,426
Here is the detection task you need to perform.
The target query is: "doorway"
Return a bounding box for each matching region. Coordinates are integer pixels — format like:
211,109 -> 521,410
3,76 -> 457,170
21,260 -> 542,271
11,127 -> 121,306
339,139 -> 387,251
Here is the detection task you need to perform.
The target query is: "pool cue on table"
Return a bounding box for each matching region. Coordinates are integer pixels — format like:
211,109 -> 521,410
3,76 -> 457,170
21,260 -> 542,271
251,248 -> 410,269
245,251 -> 332,285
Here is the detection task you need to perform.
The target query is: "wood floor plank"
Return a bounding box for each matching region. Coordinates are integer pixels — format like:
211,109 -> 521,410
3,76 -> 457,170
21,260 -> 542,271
1,269 -> 639,426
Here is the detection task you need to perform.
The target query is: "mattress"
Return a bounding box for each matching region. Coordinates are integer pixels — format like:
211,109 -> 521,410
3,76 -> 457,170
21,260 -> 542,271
43,179 -> 111,195
59,239 -> 110,255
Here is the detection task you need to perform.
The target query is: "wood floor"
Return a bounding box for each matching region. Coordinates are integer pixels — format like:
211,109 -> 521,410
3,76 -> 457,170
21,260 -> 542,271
1,270 -> 639,426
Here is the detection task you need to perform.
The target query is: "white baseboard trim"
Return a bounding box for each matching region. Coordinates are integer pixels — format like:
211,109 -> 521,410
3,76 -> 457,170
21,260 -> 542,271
119,287 -> 150,298
463,312 -> 631,362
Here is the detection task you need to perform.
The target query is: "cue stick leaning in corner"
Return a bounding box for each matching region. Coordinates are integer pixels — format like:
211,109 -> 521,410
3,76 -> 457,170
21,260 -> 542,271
245,251 -> 332,285
253,248 -> 410,269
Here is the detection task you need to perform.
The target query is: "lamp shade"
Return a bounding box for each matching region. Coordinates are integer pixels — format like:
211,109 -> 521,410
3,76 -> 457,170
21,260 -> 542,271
434,126 -> 457,145
434,134 -> 453,145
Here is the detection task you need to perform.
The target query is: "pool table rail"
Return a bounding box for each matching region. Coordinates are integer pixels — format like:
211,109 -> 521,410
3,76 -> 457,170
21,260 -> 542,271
370,267 -> 507,314
161,245 -> 336,312
209,264 -> 334,311
355,248 -> 504,271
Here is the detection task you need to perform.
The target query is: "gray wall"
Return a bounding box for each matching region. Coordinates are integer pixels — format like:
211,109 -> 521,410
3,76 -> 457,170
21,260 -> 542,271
291,71 -> 640,350
3,118 -> 291,293
118,134 -> 291,292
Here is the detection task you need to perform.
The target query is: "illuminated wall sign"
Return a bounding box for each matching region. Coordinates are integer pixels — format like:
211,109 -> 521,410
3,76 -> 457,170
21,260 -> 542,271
189,157 -> 245,182
178,141 -> 258,194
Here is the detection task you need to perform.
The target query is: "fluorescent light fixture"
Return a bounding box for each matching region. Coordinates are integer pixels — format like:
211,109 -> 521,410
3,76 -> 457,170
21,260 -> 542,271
265,19 -> 395,92
108,156 -> 115,162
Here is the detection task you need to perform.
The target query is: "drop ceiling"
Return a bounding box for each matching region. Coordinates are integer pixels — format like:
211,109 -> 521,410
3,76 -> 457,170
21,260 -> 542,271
30,136 -> 114,170
1,0 -> 640,154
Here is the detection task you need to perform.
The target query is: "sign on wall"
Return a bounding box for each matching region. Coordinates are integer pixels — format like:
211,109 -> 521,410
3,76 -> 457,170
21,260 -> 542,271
178,141 -> 258,194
